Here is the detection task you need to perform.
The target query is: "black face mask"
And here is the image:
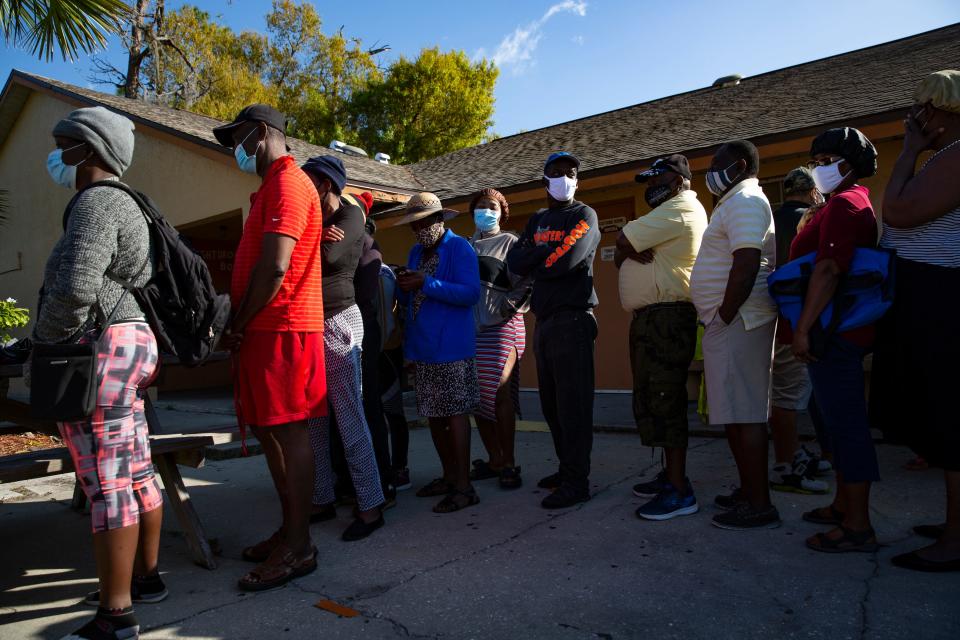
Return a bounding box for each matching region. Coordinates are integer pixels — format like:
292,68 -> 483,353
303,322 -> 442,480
644,184 -> 676,208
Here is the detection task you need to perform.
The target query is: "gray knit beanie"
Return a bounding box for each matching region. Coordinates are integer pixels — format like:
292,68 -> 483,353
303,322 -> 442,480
52,106 -> 135,176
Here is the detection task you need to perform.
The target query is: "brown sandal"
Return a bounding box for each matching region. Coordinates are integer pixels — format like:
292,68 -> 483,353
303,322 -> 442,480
433,487 -> 480,514
806,526 -> 879,553
241,529 -> 282,563
802,505 -> 845,525
238,545 -> 318,592
416,478 -> 452,498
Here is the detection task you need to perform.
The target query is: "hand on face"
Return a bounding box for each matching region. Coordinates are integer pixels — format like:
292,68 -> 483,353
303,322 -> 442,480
903,104 -> 944,154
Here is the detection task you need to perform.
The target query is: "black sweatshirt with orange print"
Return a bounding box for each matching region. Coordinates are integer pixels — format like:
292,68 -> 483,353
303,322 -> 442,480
506,200 -> 600,319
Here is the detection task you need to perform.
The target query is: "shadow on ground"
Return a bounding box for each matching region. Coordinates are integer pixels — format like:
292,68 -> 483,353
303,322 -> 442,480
2,430 -> 958,640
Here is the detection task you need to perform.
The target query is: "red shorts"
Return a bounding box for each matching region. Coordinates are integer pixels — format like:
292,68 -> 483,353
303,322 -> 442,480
234,331 -> 327,427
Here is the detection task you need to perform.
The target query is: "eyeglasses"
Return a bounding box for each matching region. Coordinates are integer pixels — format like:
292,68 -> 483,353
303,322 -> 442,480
805,157 -> 843,170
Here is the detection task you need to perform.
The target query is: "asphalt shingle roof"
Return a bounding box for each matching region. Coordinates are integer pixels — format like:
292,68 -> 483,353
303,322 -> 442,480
9,71 -> 425,193
9,23 -> 960,201
408,23 -> 960,201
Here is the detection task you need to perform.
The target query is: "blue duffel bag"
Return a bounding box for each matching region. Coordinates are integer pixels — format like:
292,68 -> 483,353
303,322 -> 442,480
767,247 -> 896,334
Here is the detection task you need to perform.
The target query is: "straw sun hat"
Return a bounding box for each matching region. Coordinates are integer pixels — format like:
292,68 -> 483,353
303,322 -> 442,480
398,192 -> 460,224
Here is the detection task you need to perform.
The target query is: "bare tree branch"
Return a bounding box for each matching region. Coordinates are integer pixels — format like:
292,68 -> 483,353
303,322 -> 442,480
88,56 -> 128,89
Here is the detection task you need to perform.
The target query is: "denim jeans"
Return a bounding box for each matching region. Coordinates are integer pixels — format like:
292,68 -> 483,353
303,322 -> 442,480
807,336 -> 879,483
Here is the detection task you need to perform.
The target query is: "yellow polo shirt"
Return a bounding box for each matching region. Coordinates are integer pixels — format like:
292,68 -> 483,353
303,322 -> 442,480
618,189 -> 708,311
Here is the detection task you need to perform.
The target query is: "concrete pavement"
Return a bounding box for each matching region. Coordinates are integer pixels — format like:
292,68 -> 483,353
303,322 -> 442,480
1,428 -> 958,639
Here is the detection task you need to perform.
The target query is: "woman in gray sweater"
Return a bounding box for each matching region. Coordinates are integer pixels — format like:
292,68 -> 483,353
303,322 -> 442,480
34,107 -> 163,640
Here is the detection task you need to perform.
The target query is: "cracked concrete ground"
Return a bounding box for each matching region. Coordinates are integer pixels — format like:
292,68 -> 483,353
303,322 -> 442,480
2,429 -> 958,639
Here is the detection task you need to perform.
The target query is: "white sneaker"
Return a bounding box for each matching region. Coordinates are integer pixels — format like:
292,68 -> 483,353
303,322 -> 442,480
770,451 -> 829,495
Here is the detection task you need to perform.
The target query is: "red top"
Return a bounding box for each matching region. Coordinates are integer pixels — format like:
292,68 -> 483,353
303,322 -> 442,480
778,185 -> 878,347
231,155 -> 325,332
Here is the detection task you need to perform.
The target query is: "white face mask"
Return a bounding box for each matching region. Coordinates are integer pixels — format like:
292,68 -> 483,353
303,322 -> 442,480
544,175 -> 577,202
811,159 -> 850,195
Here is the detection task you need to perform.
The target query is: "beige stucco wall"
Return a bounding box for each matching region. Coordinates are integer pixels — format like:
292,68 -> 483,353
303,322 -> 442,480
0,89 -> 260,340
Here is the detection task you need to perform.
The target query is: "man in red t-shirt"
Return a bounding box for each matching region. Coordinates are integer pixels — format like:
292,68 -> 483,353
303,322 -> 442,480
213,104 -> 325,590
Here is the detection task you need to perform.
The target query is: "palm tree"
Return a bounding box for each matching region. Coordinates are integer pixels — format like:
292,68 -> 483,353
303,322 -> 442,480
1,0 -> 131,61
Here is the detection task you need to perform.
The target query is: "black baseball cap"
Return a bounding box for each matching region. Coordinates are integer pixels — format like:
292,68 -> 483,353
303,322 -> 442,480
213,104 -> 287,147
635,154 -> 692,182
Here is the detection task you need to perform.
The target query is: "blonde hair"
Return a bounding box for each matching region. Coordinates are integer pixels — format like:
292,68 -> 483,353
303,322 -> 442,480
796,203 -> 824,233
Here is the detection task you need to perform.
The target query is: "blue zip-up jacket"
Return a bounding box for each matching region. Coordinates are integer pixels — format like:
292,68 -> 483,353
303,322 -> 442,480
398,229 -> 481,363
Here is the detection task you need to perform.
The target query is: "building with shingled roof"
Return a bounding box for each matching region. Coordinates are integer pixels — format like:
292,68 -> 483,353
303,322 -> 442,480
1,23 -> 958,392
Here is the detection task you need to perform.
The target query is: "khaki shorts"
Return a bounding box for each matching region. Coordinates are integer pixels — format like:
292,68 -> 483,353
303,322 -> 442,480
771,343 -> 812,410
702,315 -> 775,425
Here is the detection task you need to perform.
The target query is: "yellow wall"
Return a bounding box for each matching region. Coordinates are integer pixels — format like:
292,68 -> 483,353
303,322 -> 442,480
374,121 -> 909,391
0,90 -> 262,393
0,91 -> 261,337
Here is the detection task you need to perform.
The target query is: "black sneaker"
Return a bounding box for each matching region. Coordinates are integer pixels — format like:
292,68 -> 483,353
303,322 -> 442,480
537,472 -> 562,489
85,574 -> 168,606
342,515 -> 385,542
62,608 -> 139,639
309,503 -> 337,523
632,470 -> 667,498
541,484 -> 590,509
499,466 -> 523,489
714,487 -> 746,511
394,468 -> 412,491
711,503 -> 782,530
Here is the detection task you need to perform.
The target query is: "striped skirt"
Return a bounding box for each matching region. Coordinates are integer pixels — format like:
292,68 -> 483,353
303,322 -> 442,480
475,313 -> 526,421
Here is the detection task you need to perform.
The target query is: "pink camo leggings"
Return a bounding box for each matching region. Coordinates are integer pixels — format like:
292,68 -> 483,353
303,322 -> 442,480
58,322 -> 163,533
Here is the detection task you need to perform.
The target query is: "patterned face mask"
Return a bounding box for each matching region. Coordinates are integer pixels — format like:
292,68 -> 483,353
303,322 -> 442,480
415,221 -> 445,247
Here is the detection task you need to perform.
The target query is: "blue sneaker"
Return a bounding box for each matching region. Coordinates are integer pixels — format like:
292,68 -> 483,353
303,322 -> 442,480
635,482 -> 699,521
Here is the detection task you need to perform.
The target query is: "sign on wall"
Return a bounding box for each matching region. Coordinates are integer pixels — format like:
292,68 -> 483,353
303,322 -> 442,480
598,217 -> 627,233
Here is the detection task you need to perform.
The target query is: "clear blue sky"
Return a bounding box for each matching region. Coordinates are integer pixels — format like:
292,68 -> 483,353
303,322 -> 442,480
2,0 -> 959,137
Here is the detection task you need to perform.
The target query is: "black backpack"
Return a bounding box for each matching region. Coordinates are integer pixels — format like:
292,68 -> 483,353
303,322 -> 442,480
92,181 -> 231,366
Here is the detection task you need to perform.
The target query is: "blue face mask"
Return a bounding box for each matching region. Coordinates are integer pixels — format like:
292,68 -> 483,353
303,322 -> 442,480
234,127 -> 261,174
473,208 -> 500,232
46,143 -> 87,190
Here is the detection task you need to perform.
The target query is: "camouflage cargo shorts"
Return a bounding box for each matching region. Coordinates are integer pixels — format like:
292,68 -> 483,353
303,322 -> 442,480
629,302 -> 698,449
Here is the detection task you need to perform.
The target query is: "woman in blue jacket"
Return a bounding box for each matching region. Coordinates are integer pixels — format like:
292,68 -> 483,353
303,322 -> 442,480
397,192 -> 481,513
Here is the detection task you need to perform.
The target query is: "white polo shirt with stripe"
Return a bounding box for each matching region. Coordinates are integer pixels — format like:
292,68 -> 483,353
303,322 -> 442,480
691,178 -> 777,330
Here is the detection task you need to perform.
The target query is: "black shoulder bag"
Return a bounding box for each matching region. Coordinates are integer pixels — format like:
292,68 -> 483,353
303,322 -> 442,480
30,230 -> 150,423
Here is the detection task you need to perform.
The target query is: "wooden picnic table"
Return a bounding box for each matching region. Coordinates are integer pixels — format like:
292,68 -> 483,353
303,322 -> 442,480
0,360 -> 236,570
